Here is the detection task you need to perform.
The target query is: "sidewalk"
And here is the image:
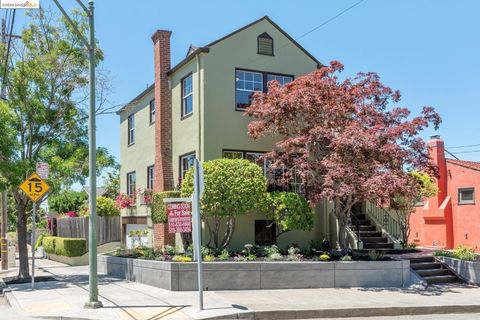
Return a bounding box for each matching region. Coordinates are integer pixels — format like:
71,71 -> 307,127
3,258 -> 480,320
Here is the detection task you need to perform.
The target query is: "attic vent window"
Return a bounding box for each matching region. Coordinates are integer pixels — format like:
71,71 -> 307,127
257,33 -> 273,56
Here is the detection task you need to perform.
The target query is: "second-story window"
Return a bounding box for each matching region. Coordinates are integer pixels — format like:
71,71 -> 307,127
182,74 -> 193,118
235,70 -> 263,111
235,70 -> 293,110
127,171 -> 136,197
267,74 -> 293,87
149,99 -> 156,124
128,114 -> 135,145
147,165 -> 154,190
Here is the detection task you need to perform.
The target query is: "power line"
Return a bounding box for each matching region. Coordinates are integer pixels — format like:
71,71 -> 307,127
446,143 -> 480,149
450,149 -> 480,155
293,0 -> 366,42
244,0 -> 366,68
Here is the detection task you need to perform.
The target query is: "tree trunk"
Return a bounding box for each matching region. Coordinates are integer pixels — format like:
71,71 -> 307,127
16,203 -> 30,279
221,216 -> 236,249
337,215 -> 347,249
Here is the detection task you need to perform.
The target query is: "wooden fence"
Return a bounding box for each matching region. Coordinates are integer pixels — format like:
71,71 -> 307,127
56,216 -> 120,246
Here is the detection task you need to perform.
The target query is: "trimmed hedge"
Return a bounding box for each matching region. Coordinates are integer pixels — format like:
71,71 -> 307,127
43,236 -> 56,254
42,236 -> 86,257
151,191 -> 181,224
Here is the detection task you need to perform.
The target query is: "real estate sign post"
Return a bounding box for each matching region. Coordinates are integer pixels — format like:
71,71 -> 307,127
192,159 -> 204,310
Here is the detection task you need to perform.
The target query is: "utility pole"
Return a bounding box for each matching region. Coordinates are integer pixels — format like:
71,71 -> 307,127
52,0 -> 101,308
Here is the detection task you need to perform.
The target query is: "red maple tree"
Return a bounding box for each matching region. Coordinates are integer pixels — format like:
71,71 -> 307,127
246,61 -> 441,248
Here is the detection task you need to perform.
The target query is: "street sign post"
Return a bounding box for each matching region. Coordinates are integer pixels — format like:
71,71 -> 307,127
19,172 -> 50,290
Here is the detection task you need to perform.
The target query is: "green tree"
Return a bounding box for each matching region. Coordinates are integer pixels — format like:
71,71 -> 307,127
266,191 -> 314,244
102,169 -> 120,200
49,190 -> 88,214
181,159 -> 268,249
0,10 -> 115,279
392,171 -> 438,248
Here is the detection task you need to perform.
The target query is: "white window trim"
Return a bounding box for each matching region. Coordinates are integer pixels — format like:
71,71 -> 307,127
182,75 -> 193,117
459,187 -> 475,205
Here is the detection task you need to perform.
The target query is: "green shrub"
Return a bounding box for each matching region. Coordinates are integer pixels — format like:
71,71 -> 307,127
265,191 -> 313,242
217,249 -> 230,261
42,236 -> 56,254
43,236 -> 86,257
453,245 -> 476,261
35,233 -> 46,250
151,191 -> 181,224
55,237 -> 86,257
96,197 -> 120,216
181,159 -> 268,249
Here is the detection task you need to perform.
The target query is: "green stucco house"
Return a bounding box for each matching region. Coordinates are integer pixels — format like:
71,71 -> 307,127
117,16 -> 397,251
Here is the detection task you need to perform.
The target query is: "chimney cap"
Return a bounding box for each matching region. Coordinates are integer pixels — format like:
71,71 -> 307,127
430,135 -> 441,140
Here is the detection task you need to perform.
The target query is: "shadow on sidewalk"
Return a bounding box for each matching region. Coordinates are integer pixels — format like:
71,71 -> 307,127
358,283 -> 478,296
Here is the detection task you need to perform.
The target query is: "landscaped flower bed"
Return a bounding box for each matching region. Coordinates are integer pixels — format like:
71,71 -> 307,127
99,242 -> 410,291
108,241 -> 392,263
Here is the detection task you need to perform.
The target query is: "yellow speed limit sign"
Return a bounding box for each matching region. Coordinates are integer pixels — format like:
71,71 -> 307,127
19,172 -> 50,203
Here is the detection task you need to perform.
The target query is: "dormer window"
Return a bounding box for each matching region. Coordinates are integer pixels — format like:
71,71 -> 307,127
257,32 -> 273,56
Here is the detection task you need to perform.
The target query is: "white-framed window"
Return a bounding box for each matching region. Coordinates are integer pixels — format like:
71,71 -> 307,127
127,114 -> 135,145
147,165 -> 154,190
180,152 -> 195,180
126,171 -> 136,197
459,188 -> 475,205
267,74 -> 293,87
149,99 -> 156,124
235,70 -> 263,110
182,74 -> 193,117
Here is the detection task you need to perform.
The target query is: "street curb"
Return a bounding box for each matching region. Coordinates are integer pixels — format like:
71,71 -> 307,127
0,278 -> 7,296
198,304 -> 480,319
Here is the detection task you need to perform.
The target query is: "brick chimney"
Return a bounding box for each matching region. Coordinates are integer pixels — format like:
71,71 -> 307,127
151,30 -> 174,249
428,135 -> 447,207
152,30 -> 174,193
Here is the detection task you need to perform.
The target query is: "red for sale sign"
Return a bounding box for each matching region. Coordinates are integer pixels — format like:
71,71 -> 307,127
167,202 -> 192,234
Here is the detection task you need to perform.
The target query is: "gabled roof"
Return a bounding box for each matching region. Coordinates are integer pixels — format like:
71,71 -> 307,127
167,15 -> 323,76
116,84 -> 154,115
446,159 -> 480,172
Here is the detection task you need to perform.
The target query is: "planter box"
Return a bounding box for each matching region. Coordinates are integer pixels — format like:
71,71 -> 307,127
436,256 -> 480,284
98,255 -> 411,291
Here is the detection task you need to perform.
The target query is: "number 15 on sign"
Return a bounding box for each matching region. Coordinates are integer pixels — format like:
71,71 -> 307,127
19,172 -> 50,203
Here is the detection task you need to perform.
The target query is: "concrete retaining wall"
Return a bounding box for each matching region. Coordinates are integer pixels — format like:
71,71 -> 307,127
437,256 -> 480,284
98,255 -> 411,291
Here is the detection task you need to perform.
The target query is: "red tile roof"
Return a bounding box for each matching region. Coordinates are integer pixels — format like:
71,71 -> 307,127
446,159 -> 480,172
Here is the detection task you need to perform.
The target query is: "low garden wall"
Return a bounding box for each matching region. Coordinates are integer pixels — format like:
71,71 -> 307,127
98,255 -> 411,291
436,256 -> 480,284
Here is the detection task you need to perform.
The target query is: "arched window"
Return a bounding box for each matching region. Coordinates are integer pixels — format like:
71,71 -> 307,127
257,32 -> 273,56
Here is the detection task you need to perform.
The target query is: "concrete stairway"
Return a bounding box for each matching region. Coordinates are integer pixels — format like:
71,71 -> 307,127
408,256 -> 459,285
349,213 -> 393,251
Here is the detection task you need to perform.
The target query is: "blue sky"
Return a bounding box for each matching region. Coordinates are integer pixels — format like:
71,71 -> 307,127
13,0 -> 480,168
